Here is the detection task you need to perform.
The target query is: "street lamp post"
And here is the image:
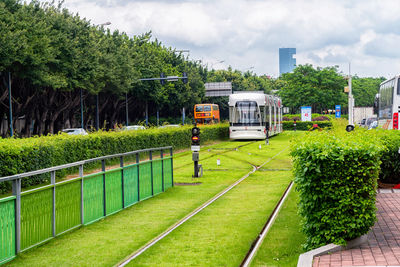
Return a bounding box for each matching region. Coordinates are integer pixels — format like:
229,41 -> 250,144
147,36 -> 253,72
139,74 -> 188,126
209,60 -> 225,69
95,22 -> 111,131
8,72 -> 13,137
96,94 -> 99,131
348,63 -> 354,126
80,88 -> 84,129
242,66 -> 254,72
125,92 -> 129,127
98,22 -> 111,26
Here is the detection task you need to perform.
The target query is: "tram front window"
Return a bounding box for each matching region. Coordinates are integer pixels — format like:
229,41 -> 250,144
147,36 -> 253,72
232,101 -> 260,126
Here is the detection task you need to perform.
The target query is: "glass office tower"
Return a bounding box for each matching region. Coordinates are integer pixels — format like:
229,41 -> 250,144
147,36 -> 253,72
279,48 -> 296,76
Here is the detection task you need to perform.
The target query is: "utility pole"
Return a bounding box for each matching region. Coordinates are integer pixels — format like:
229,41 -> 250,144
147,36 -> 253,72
348,63 -> 354,126
125,92 -> 129,127
96,94 -> 99,131
8,72 -> 13,137
80,88 -> 84,129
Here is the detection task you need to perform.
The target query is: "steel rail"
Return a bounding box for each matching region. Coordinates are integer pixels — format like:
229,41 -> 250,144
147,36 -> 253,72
173,141 -> 257,170
240,181 -> 294,267
116,146 -> 288,267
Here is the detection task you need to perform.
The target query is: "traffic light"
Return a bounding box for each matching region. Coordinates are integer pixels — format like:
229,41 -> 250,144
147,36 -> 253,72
160,72 -> 165,85
182,72 -> 188,84
191,126 -> 200,146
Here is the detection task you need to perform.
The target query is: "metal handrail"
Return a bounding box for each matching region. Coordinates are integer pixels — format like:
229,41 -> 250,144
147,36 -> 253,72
0,146 -> 172,182
0,145 -> 174,257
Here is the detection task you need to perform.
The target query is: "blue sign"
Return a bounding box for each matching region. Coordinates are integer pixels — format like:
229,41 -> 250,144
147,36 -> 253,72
335,105 -> 341,118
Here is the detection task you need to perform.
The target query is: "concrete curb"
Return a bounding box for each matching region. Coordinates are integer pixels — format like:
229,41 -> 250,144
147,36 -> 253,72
297,234 -> 368,267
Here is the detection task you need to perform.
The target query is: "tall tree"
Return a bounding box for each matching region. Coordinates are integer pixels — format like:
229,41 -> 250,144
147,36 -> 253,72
279,64 -> 347,113
352,76 -> 385,107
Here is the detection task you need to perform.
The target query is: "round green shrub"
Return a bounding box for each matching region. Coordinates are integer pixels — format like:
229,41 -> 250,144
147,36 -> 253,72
291,131 -> 382,250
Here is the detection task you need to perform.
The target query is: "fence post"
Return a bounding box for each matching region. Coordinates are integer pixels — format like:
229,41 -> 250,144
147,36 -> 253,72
120,156 -> 125,209
12,178 -> 21,253
150,151 -> 154,196
102,159 -> 106,216
79,165 -> 84,225
51,171 -> 56,237
136,153 -> 140,202
161,149 -> 164,192
170,147 -> 174,187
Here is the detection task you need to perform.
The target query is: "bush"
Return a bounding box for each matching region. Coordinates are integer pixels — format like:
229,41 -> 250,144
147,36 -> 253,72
283,113 -> 331,120
312,116 -> 330,121
283,121 -> 332,131
373,130 -> 400,184
0,124 -> 229,193
291,131 -> 382,250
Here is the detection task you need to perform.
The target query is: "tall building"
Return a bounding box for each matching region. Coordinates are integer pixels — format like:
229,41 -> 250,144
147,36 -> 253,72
279,48 -> 296,76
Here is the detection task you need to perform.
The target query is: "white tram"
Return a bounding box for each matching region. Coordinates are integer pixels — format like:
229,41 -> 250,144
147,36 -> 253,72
375,75 -> 400,130
228,91 -> 283,140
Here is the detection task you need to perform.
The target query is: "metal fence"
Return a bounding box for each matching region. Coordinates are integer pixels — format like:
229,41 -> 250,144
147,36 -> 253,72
0,146 -> 173,265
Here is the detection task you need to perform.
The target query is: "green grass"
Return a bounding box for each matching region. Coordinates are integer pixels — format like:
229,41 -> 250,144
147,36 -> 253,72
126,136 -> 294,266
250,188 -> 305,267
6,132 -> 298,266
128,170 -> 292,267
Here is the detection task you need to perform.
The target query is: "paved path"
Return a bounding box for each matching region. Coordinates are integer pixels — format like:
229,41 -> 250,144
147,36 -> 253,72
313,190 -> 400,267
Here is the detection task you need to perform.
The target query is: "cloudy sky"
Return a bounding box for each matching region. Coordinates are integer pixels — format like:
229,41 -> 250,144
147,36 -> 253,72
53,0 -> 400,78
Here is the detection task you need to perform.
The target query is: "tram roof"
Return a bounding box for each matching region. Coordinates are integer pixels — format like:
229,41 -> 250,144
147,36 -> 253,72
229,91 -> 280,106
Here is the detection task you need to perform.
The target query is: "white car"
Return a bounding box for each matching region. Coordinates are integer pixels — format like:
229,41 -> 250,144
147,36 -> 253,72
159,124 -> 181,128
62,128 -> 88,135
124,125 -> 146,131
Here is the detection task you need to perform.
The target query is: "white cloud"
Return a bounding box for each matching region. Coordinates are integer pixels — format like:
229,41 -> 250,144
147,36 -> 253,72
42,0 -> 400,78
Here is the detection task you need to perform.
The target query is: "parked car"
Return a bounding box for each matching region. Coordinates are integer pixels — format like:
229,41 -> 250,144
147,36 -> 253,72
159,124 -> 181,128
364,117 -> 377,129
368,120 -> 378,130
61,128 -> 88,135
124,125 -> 146,131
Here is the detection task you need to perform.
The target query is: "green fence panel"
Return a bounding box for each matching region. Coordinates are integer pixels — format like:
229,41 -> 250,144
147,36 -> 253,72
55,180 -> 81,235
139,162 -> 152,200
163,157 -> 173,189
83,173 -> 104,225
152,159 -> 163,195
21,187 -> 53,250
0,197 -> 15,264
105,169 -> 123,215
123,164 -> 139,207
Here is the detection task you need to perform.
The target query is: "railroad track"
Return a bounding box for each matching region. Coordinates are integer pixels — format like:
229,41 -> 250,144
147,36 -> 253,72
116,142 -> 290,267
173,140 -> 257,170
240,181 -> 294,267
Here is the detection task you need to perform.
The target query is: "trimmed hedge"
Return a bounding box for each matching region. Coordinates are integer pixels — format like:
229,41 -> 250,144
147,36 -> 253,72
291,131 -> 382,250
0,124 -> 229,193
372,130 -> 400,184
283,121 -> 332,131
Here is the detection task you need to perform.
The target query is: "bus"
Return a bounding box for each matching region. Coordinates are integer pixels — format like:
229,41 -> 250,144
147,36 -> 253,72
229,91 -> 282,139
194,104 -> 220,125
376,75 -> 400,129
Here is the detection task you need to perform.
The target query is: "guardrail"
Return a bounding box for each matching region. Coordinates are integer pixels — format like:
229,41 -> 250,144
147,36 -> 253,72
0,146 -> 173,265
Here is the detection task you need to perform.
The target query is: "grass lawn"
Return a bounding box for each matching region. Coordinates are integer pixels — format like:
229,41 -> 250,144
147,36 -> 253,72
125,136 -> 294,266
6,132 -> 298,266
250,188 -> 305,267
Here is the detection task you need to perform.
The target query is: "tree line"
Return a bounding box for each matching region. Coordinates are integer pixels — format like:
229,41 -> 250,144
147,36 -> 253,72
278,64 -> 385,113
0,0 -> 280,137
0,1 -> 385,137
0,0 -> 208,136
